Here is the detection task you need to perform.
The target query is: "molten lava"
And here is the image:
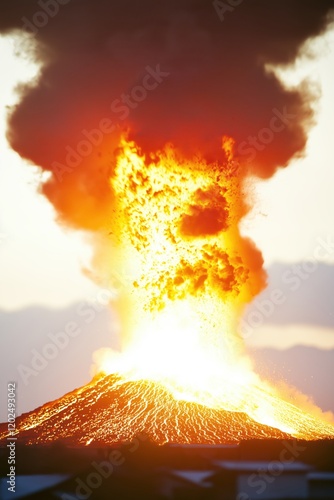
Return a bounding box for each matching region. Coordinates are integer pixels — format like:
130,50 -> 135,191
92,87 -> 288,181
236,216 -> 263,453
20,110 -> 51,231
2,136 -> 333,446
0,375 -> 292,446
89,136 -> 333,441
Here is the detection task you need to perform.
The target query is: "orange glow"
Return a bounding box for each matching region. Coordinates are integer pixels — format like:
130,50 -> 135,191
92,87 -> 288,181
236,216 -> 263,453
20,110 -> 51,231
222,135 -> 235,162
89,135 -> 334,441
1,134 -> 333,447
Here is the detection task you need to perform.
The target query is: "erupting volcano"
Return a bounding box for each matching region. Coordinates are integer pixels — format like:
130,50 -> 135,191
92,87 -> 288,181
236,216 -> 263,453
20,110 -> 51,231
1,137 -> 334,446
2,374 -> 330,446
1,0 -> 334,447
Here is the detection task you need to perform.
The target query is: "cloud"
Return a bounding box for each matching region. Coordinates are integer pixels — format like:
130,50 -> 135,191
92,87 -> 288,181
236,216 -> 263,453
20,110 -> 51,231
0,0 -> 333,232
246,261 -> 334,328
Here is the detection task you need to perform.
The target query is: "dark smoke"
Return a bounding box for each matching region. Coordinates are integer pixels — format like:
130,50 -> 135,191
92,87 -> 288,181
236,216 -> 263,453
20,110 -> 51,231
0,0 -> 333,231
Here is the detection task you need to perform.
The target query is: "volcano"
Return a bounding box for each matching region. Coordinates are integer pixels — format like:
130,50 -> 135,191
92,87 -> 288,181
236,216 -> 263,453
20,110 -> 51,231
0,374 -> 288,446
1,141 -> 334,447
1,374 -> 333,447
1,0 -> 334,454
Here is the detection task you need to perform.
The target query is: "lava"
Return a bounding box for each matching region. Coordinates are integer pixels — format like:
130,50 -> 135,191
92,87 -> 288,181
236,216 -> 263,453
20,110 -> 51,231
1,135 -> 333,445
1,0 -> 334,449
2,375 -> 288,446
0,373 -> 333,447
87,136 -> 333,441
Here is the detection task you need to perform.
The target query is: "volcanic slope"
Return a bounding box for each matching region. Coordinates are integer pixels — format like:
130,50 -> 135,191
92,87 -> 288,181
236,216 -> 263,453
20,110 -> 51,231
0,374 -> 295,446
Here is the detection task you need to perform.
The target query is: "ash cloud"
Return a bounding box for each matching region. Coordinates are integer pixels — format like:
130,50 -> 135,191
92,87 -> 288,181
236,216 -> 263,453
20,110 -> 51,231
0,0 -> 333,230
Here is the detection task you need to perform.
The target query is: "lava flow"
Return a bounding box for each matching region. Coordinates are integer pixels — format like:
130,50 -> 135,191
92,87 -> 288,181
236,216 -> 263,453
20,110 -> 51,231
2,136 -> 333,446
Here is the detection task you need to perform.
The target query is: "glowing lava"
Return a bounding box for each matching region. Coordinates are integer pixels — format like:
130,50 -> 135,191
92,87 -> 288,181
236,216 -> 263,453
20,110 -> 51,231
0,375 -> 292,446
88,136 -> 334,441
1,136 -> 332,446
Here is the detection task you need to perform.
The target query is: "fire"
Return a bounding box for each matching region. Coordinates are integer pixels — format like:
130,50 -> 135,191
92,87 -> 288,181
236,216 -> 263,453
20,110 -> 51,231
222,135 -> 235,162
92,135 -> 334,440
0,129 -> 332,446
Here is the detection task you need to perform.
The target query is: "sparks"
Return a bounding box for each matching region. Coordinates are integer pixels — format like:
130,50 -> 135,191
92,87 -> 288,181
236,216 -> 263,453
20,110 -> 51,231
89,135 -> 334,441
1,136 -> 332,447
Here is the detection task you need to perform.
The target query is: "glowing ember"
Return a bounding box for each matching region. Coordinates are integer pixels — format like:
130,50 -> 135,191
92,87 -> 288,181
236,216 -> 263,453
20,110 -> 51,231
1,135 -> 333,446
87,136 -> 333,441
0,375 -> 291,446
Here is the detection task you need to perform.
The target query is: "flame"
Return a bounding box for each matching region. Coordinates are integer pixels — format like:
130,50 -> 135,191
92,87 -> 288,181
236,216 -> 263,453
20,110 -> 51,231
222,135 -> 235,162
91,135 -> 334,440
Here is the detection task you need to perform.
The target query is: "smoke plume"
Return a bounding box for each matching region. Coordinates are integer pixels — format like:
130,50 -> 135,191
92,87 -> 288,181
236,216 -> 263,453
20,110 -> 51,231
0,0 -> 333,280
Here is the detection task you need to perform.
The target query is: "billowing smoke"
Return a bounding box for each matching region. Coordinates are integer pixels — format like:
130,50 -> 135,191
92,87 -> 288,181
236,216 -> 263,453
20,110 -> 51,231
0,1 -> 333,224
0,1 -> 333,294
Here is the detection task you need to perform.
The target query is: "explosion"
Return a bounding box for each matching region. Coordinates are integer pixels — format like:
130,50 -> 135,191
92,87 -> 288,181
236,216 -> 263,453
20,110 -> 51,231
100,135 -> 259,397
89,135 -> 333,440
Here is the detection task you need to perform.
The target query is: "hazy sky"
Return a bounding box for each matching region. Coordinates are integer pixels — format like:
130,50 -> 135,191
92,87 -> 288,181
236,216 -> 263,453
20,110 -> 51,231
0,26 -> 333,312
